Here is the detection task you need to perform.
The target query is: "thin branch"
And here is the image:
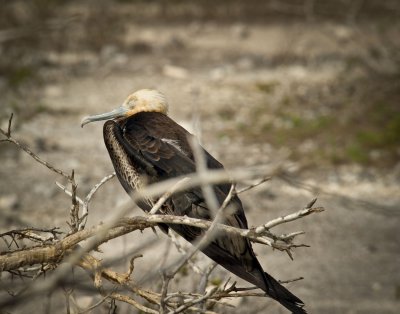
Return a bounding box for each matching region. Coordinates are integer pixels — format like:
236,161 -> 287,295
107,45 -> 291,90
84,173 -> 116,205
56,173 -> 116,231
279,231 -> 305,242
149,177 -> 190,215
168,287 -> 218,314
7,113 -> 13,137
169,231 -> 203,275
142,214 -> 293,250
155,183 -> 243,311
0,204 -> 322,274
130,165 -> 282,213
0,113 -> 71,180
55,181 -> 85,207
63,286 -> 73,314
212,290 -> 266,299
0,227 -> 62,250
197,262 -> 218,310
76,253 -> 160,305
199,262 -> 217,292
279,276 -> 304,284
0,198 -> 321,310
189,136 -> 220,214
0,112 -> 322,313
166,183 -> 237,279
108,292 -> 158,314
69,169 -> 80,233
44,163 -> 279,302
79,172 -> 116,230
160,272 -> 171,314
0,227 -> 62,239
77,293 -> 111,314
237,176 -> 272,194
255,198 -> 324,232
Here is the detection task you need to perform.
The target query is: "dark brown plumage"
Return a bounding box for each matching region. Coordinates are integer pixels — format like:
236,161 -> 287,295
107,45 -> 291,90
81,90 -> 306,313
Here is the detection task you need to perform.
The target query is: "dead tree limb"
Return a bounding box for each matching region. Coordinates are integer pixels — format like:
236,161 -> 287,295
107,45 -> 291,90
0,113 -> 324,313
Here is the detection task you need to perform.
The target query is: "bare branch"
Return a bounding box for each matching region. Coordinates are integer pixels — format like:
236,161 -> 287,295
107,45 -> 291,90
256,198 -> 324,232
159,272 -> 171,313
77,293 -> 111,314
68,169 -> 80,233
76,253 -> 160,313
279,276 -> 304,284
56,173 -> 116,231
0,202 -> 323,274
109,292 -> 158,314
189,136 -> 220,214
84,172 -> 116,205
0,116 -> 323,312
55,181 -> 85,207
165,183 -> 237,281
169,231 -> 203,275
197,262 -> 218,310
0,227 -> 62,249
0,114 -> 72,180
169,286 -> 218,314
237,176 -> 272,194
149,177 -> 190,215
130,165 -> 282,212
7,113 -> 13,137
79,172 -> 116,230
0,227 -> 62,239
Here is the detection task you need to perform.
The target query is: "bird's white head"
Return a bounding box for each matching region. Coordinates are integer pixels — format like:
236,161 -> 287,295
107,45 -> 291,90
81,89 -> 168,127
123,89 -> 168,115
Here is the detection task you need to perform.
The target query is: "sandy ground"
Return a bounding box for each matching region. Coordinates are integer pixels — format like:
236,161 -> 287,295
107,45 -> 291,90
1,22 -> 400,314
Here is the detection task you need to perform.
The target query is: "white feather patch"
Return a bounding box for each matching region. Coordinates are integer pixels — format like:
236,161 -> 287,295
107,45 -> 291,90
161,138 -> 185,154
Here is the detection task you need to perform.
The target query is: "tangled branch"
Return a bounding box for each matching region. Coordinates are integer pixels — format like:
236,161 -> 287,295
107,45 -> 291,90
0,113 -> 324,313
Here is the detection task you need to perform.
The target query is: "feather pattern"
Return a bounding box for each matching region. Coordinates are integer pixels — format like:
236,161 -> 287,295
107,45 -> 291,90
103,111 -> 306,313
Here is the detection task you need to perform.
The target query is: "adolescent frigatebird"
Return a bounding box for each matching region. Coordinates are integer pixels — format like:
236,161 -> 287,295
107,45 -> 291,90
81,89 -> 306,313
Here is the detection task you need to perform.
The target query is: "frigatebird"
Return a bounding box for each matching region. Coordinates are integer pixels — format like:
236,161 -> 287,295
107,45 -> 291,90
81,89 -> 306,313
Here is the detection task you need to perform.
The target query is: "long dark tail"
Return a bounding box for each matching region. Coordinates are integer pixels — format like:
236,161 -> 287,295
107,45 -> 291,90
262,271 -> 307,313
195,239 -> 307,313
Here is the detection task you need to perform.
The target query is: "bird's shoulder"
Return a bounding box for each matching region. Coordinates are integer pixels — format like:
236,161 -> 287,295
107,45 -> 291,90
125,112 -> 191,151
123,112 -> 235,191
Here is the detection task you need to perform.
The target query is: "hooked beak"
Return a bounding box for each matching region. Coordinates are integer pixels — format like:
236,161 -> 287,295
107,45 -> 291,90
81,106 -> 129,127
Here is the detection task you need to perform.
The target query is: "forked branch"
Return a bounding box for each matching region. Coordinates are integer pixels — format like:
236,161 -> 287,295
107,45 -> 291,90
0,113 -> 324,313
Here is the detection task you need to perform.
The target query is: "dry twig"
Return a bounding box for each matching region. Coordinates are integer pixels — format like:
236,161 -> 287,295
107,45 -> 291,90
0,113 -> 72,179
0,113 -> 324,313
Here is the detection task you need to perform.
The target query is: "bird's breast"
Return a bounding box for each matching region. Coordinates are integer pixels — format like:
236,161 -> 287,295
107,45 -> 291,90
103,121 -> 154,208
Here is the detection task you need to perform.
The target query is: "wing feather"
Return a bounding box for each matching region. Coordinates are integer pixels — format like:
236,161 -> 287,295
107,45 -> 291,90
104,113 -> 305,312
121,114 -> 252,261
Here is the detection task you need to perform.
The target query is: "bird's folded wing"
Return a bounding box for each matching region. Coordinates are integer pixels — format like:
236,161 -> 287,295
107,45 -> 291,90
121,123 -> 197,178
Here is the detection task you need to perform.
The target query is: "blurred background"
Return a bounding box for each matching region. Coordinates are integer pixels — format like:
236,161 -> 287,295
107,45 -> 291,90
0,1 -> 399,313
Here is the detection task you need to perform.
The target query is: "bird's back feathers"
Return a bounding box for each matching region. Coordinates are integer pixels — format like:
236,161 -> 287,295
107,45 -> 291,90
103,111 -> 306,313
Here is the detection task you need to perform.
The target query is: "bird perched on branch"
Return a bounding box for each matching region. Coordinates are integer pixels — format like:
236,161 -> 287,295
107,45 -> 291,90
81,89 -> 306,313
